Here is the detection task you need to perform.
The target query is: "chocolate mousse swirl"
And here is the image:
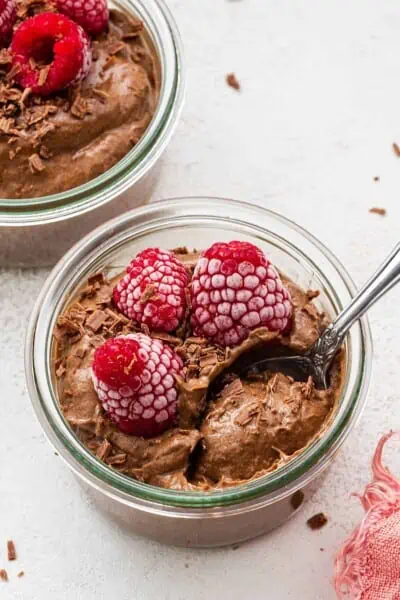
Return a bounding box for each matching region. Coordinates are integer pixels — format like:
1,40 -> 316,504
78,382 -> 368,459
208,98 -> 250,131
0,1 -> 159,199
53,250 -> 345,491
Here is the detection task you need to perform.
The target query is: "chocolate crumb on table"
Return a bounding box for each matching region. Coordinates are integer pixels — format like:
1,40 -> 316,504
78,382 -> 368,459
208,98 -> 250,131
0,569 -> 8,582
307,512 -> 328,530
226,73 -> 240,90
393,142 -> 400,157
369,207 -> 387,216
7,540 -> 16,561
18,571 -> 25,578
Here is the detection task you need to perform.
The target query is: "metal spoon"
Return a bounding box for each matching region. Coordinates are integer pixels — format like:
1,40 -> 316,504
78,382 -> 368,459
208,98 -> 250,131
244,243 -> 400,389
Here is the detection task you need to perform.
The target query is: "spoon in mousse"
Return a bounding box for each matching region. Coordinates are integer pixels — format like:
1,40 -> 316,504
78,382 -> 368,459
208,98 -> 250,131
244,243 -> 400,389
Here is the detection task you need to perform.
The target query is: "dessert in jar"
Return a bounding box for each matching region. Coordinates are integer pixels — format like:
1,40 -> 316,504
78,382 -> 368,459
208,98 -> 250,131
0,0 -> 183,266
26,198 -> 372,547
54,242 -> 345,491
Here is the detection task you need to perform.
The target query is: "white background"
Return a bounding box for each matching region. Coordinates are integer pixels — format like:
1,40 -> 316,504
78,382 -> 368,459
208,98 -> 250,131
1,0 -> 400,598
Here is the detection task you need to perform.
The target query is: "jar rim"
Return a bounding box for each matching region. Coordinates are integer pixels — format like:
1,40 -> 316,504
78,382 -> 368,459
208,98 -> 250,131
0,0 -> 185,225
25,197 -> 373,509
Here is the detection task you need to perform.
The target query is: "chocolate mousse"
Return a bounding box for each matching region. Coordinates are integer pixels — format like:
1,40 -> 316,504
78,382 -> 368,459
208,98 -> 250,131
0,0 -> 159,198
53,247 -> 345,491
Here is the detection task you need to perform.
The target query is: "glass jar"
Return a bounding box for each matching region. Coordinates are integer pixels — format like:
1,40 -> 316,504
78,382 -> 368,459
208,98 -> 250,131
0,0 -> 184,268
25,198 -> 372,547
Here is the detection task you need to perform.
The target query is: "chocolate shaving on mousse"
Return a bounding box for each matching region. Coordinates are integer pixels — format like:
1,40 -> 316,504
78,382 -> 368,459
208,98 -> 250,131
7,541 -> 16,561
28,153 -> 45,173
0,49 -> 11,66
96,439 -> 112,461
307,512 -> 328,530
70,93 -> 91,120
55,361 -> 66,378
91,88 -> 110,103
121,20 -> 144,39
8,146 -> 22,160
107,453 -> 127,466
39,144 -> 52,159
0,569 -> 8,582
16,0 -> 57,23
107,40 -> 127,56
86,310 -> 108,333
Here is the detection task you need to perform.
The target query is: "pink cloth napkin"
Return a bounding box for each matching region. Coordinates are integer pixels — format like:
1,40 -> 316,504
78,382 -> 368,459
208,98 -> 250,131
335,432 -> 400,599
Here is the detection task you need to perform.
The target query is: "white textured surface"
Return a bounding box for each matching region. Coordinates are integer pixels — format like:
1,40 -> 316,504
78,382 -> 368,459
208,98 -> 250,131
1,0 -> 400,597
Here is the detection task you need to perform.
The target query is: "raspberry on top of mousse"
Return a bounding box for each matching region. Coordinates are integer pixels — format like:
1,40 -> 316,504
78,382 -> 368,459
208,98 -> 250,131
92,333 -> 184,438
113,248 -> 190,333
190,241 -> 292,347
89,242 -> 293,439
11,12 -> 92,95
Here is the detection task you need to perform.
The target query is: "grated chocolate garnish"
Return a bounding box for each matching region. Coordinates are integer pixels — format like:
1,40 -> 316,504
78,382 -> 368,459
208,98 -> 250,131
107,453 -> 127,466
29,153 -> 45,173
96,439 -> 112,461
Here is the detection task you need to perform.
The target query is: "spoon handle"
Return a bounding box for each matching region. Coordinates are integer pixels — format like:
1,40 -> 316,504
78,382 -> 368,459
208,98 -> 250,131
333,242 -> 400,338
311,242 -> 400,367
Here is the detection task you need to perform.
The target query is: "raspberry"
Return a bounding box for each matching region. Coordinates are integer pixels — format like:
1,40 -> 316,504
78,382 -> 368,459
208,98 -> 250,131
11,13 -> 92,96
56,0 -> 108,36
92,334 -> 183,438
0,0 -> 15,48
113,248 -> 190,333
190,241 -> 293,347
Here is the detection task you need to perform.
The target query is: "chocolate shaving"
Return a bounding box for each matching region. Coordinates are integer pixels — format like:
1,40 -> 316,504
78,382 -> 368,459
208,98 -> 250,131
71,97 -> 90,119
17,571 -> 24,578
55,361 -> 66,377
139,284 -> 156,304
121,19 -> 144,38
92,88 -> 109,102
96,439 -> 112,461
7,540 -> 16,561
8,146 -> 21,160
88,273 -> 106,286
226,73 -> 240,90
38,65 -> 50,87
107,453 -> 127,465
369,207 -> 386,216
0,49 -> 11,66
393,142 -> 400,157
29,152 -> 45,173
39,144 -> 52,159
0,570 -> 8,582
108,41 -> 126,56
307,512 -> 328,530
86,310 -> 107,332
19,87 -> 32,109
6,63 -> 21,82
